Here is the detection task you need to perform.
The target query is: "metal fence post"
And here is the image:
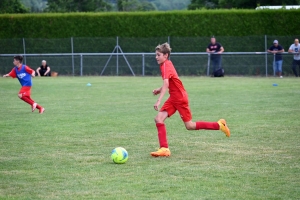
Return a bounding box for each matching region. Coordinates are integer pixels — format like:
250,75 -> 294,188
23,38 -> 26,65
116,36 -> 119,76
71,37 -> 74,76
80,54 -> 83,76
207,54 -> 210,76
142,53 -> 145,76
265,35 -> 268,77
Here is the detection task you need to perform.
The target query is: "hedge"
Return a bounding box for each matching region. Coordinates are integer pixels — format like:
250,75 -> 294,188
0,9 -> 299,39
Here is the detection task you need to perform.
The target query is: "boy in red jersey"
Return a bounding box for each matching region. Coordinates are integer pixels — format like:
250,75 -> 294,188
151,43 -> 230,157
3,55 -> 45,114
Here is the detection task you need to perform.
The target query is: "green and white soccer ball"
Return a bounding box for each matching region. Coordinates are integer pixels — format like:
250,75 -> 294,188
111,147 -> 128,164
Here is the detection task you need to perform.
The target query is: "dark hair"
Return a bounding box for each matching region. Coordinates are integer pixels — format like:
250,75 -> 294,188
14,55 -> 23,63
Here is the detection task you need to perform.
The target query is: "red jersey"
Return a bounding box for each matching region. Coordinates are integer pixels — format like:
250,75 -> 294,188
160,60 -> 187,100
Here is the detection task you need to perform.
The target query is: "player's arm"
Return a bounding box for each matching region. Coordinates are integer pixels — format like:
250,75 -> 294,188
3,69 -> 16,78
154,79 -> 169,111
3,74 -> 11,77
153,87 -> 162,95
25,66 -> 35,77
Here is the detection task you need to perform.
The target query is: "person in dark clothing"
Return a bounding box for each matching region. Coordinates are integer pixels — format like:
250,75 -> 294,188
36,60 -> 51,76
206,36 -> 224,73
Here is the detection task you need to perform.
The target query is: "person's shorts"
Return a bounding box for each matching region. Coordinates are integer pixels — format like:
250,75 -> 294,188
160,97 -> 192,122
19,86 -> 31,96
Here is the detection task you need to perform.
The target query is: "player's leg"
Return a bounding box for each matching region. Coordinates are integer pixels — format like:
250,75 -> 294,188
18,87 -> 34,106
176,101 -> 230,137
19,87 -> 45,113
151,99 -> 176,157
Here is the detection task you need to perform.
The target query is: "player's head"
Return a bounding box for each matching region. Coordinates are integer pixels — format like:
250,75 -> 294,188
295,38 -> 299,45
211,36 -> 216,44
273,40 -> 278,47
42,60 -> 47,66
155,43 -> 171,64
13,55 -> 23,66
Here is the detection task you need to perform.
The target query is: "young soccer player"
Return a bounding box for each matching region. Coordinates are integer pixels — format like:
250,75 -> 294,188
151,43 -> 230,157
3,55 -> 45,114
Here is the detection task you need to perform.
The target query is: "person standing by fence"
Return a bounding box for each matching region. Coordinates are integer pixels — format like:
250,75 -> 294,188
206,36 -> 224,75
268,40 -> 284,78
288,38 -> 300,77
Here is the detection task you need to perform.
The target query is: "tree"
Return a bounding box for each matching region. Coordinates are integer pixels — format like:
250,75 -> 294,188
152,0 -> 190,10
117,0 -> 156,11
21,0 -> 48,12
46,0 -> 112,12
0,0 -> 29,13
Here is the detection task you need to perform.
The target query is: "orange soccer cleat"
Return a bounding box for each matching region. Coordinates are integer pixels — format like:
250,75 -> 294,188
150,147 -> 171,157
218,119 -> 230,137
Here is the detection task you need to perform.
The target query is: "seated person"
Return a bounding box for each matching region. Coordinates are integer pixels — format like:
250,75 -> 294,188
36,60 -> 51,76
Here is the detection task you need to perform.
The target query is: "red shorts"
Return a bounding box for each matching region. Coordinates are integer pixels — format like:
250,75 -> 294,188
160,97 -> 192,122
19,86 -> 31,96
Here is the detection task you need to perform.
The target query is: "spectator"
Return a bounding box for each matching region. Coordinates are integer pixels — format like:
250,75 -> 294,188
36,60 -> 51,76
288,39 -> 300,77
206,36 -> 224,73
267,40 -> 284,78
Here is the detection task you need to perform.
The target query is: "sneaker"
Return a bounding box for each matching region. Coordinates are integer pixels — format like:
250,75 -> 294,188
39,107 -> 45,114
32,103 -> 37,112
218,119 -> 230,137
280,76 -> 283,78
150,147 -> 171,157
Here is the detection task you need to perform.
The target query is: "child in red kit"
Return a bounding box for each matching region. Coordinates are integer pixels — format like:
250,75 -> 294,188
3,55 -> 45,114
151,43 -> 230,157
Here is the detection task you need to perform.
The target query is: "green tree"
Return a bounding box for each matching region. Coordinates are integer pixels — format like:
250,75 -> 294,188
46,0 -> 112,12
117,0 -> 156,11
152,0 -> 190,10
0,0 -> 29,13
21,0 -> 48,12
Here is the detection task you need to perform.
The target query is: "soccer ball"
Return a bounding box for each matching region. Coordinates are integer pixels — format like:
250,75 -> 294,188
111,147 -> 128,164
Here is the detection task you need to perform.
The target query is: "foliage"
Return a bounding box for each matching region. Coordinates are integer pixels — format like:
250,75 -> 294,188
151,0 -> 190,10
117,0 -> 157,11
21,0 -> 48,12
0,0 -> 29,14
0,9 -> 299,39
46,0 -> 112,12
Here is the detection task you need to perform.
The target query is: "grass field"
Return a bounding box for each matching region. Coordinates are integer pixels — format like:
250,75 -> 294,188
0,76 -> 299,199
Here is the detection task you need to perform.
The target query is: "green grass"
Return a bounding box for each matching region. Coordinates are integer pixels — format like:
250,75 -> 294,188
0,76 -> 299,199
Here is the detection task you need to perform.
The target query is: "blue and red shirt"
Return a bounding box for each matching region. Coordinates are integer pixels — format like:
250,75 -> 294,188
8,65 -> 35,87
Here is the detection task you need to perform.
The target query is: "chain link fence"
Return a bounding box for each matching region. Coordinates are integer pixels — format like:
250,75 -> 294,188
0,36 -> 299,76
